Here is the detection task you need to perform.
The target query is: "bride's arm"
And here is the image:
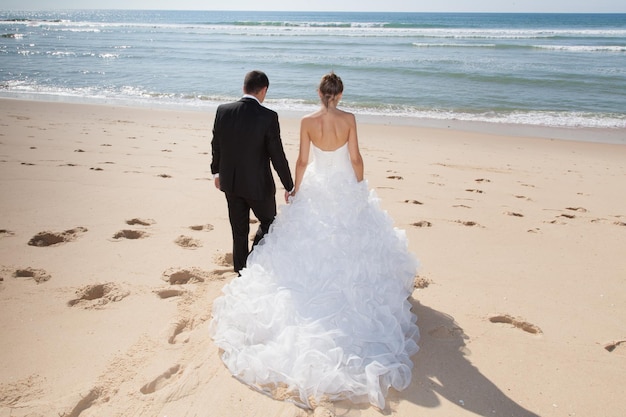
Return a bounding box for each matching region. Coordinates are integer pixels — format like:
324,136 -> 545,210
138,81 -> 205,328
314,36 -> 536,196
347,114 -> 364,182
294,118 -> 312,193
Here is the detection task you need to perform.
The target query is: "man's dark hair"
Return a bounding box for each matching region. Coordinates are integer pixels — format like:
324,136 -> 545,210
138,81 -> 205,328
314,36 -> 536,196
243,70 -> 270,94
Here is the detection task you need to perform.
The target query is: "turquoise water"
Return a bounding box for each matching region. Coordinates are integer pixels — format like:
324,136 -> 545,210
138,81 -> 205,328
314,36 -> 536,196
1,10 -> 625,129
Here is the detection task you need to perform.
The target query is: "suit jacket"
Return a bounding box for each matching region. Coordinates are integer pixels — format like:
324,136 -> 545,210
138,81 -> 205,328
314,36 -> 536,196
211,97 -> 294,201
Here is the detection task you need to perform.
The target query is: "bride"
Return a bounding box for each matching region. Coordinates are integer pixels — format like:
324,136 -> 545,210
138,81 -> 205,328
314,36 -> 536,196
210,72 -> 419,410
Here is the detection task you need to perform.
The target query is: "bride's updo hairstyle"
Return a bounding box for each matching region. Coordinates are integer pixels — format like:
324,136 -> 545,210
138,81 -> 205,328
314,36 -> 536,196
319,72 -> 343,108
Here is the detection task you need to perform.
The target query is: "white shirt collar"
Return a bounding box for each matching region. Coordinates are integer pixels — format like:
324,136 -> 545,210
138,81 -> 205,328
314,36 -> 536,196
242,94 -> 261,104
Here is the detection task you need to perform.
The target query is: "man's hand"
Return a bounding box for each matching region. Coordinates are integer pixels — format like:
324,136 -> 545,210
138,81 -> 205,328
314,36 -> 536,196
284,190 -> 294,203
214,177 -> 220,190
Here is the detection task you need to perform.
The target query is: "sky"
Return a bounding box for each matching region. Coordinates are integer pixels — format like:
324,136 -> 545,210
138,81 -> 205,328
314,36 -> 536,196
1,1 -> 625,13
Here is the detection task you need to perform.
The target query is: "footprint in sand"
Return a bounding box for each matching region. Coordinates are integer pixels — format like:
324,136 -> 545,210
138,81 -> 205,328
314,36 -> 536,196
161,267 -> 214,285
514,195 -> 532,201
140,364 -> 183,394
475,178 -> 491,183
414,275 -> 432,289
158,173 -> 171,178
28,227 -> 87,247
112,229 -> 148,240
505,211 -> 524,217
14,267 -> 51,284
126,218 -> 155,226
63,387 -> 103,417
455,220 -> 483,227
174,235 -> 202,249
166,319 -> 192,344
412,221 -> 432,228
604,340 -> 626,354
465,189 -> 484,194
67,283 -> 129,309
387,175 -> 404,180
404,199 -> 423,205
1,229 -> 15,237
154,288 -> 187,299
595,215 -> 626,226
189,224 -> 214,231
489,315 -> 542,335
213,252 -> 233,268
158,267 -> 229,291
566,207 -> 587,213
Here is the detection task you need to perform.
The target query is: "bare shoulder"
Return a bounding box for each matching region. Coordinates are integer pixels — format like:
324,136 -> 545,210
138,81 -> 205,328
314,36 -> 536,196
336,108 -> 356,125
301,109 -> 324,122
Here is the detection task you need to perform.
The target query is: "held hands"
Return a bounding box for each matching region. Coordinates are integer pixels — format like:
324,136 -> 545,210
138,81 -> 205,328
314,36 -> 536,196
284,189 -> 295,203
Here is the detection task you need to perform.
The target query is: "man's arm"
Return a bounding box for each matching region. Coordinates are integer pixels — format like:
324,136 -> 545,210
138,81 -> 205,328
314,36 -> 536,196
210,108 -> 222,189
267,112 -> 294,193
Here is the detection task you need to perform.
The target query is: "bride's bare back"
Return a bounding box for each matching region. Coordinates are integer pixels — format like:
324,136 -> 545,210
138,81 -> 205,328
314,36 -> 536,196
303,107 -> 353,151
294,98 -> 364,193
292,72 -> 364,194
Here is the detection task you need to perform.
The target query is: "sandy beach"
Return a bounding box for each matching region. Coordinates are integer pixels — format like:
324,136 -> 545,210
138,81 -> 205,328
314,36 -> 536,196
1,98 -> 625,417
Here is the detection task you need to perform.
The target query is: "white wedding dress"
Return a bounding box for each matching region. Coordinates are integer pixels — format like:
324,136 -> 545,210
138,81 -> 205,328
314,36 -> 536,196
209,142 -> 419,410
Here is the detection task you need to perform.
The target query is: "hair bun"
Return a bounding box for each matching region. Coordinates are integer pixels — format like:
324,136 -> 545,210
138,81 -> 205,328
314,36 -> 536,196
319,72 -> 344,107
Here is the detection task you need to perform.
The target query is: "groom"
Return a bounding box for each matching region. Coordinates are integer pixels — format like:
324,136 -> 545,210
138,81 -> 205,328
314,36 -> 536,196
211,70 -> 294,274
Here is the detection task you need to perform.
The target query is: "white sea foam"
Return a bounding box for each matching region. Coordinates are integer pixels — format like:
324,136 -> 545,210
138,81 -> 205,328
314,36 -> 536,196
532,44 -> 626,52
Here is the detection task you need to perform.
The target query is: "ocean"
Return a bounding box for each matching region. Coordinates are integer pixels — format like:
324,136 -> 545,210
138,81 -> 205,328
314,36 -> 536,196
1,10 -> 625,131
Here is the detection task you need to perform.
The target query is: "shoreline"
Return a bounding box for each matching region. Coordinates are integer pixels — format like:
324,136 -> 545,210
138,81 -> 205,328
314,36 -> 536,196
1,95 -> 624,145
1,97 -> 625,417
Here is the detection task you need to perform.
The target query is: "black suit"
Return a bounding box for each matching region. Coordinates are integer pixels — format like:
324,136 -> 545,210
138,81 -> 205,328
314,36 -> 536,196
211,97 -> 294,272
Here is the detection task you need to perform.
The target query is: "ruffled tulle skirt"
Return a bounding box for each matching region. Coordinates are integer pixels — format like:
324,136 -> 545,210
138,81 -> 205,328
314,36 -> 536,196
210,160 -> 419,410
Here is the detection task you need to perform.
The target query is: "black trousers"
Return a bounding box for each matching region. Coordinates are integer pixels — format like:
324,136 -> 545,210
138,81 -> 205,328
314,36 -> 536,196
225,192 -> 276,273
